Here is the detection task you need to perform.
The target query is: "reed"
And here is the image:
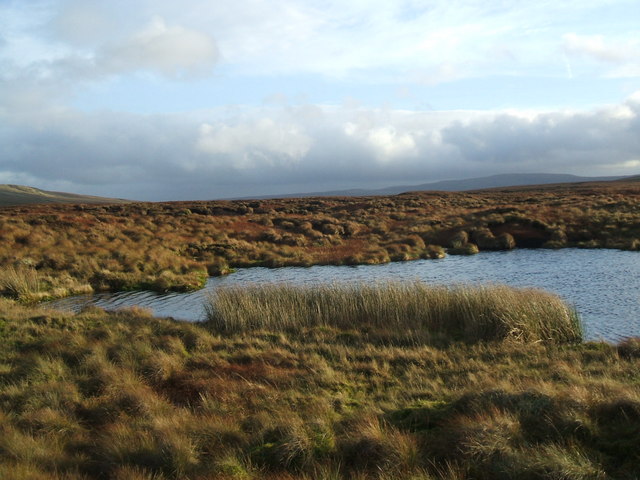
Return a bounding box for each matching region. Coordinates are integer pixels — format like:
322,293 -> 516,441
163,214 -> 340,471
203,282 -> 583,344
0,266 -> 41,300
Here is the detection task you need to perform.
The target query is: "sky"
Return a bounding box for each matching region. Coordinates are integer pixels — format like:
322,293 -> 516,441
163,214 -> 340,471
1,0 -> 639,201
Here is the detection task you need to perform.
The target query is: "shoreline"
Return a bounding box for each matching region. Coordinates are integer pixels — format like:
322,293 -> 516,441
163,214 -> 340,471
5,243 -> 640,303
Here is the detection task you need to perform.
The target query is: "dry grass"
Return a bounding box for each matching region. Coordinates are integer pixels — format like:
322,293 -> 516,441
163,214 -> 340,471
0,298 -> 637,479
0,298 -> 638,479
0,266 -> 41,300
204,282 -> 582,344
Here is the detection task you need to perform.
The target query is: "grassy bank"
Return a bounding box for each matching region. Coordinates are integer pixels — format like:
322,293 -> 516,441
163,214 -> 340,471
1,180 -> 639,298
1,286 -> 638,479
204,283 -> 582,344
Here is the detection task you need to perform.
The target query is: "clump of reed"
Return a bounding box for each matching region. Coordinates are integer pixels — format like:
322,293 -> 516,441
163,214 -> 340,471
0,266 -> 41,301
204,282 -> 582,344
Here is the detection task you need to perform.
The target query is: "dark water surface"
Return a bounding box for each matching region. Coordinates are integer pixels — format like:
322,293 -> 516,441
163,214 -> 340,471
45,249 -> 640,342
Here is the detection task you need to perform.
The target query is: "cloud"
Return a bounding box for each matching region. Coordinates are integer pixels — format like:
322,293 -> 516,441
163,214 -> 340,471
1,1 -> 639,200
1,94 -> 639,200
97,16 -> 219,78
563,33 -> 640,78
8,0 -> 636,86
2,10 -> 218,97
441,101 -> 640,170
344,123 -> 418,162
196,118 -> 313,169
50,1 -> 120,46
563,33 -> 631,63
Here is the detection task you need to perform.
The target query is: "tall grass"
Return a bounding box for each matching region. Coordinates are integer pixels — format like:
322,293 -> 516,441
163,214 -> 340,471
0,266 -> 40,300
204,282 -> 583,344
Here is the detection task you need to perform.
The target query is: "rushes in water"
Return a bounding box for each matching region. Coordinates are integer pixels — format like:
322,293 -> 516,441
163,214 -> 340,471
204,282 -> 582,344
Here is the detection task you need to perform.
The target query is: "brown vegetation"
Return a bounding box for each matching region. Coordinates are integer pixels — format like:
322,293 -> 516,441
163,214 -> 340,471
1,180 -> 637,478
1,180 -> 639,298
0,297 -> 637,479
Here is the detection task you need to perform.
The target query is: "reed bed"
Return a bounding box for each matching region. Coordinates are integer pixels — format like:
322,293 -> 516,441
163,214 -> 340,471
204,282 -> 583,344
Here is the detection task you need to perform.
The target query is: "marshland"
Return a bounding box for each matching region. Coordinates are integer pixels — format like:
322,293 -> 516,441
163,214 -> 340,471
1,181 -> 640,479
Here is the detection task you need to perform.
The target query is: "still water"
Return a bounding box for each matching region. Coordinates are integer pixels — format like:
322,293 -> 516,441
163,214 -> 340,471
45,249 -> 640,342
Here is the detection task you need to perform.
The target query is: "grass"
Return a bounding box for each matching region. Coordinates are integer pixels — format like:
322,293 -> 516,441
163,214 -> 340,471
0,179 -> 638,476
204,282 -> 582,344
1,179 -> 639,299
0,265 -> 41,300
0,266 -> 93,303
0,285 -> 636,479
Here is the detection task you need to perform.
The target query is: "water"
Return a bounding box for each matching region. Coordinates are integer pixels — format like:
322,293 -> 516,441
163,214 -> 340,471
45,249 -> 640,343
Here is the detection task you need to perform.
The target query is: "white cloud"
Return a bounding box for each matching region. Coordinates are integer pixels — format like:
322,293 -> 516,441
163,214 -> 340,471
1,8 -> 219,94
172,0 -> 637,82
563,32 -> 640,78
196,118 -> 313,169
615,159 -> 640,169
563,33 -> 632,63
98,16 -> 219,78
1,0 -> 637,117
345,123 -> 418,161
1,1 -> 640,199
51,1 -> 119,46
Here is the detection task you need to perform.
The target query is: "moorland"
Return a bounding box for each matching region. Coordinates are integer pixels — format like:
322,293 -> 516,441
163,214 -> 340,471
0,179 -> 639,479
1,178 -> 639,301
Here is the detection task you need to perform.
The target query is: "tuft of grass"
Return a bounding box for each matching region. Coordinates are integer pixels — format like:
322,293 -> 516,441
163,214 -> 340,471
0,266 -> 41,301
204,282 -> 583,344
617,337 -> 640,359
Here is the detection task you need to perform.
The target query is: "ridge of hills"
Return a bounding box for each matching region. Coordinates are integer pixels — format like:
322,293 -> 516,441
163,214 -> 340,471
251,173 -> 626,199
0,185 -> 130,207
1,173 -> 635,206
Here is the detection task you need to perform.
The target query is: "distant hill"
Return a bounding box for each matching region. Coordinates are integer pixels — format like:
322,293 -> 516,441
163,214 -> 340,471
0,185 -> 130,207
614,174 -> 640,183
255,173 -> 627,199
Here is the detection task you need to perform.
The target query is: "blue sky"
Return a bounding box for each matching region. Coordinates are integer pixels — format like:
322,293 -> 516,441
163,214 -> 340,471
1,0 -> 639,200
